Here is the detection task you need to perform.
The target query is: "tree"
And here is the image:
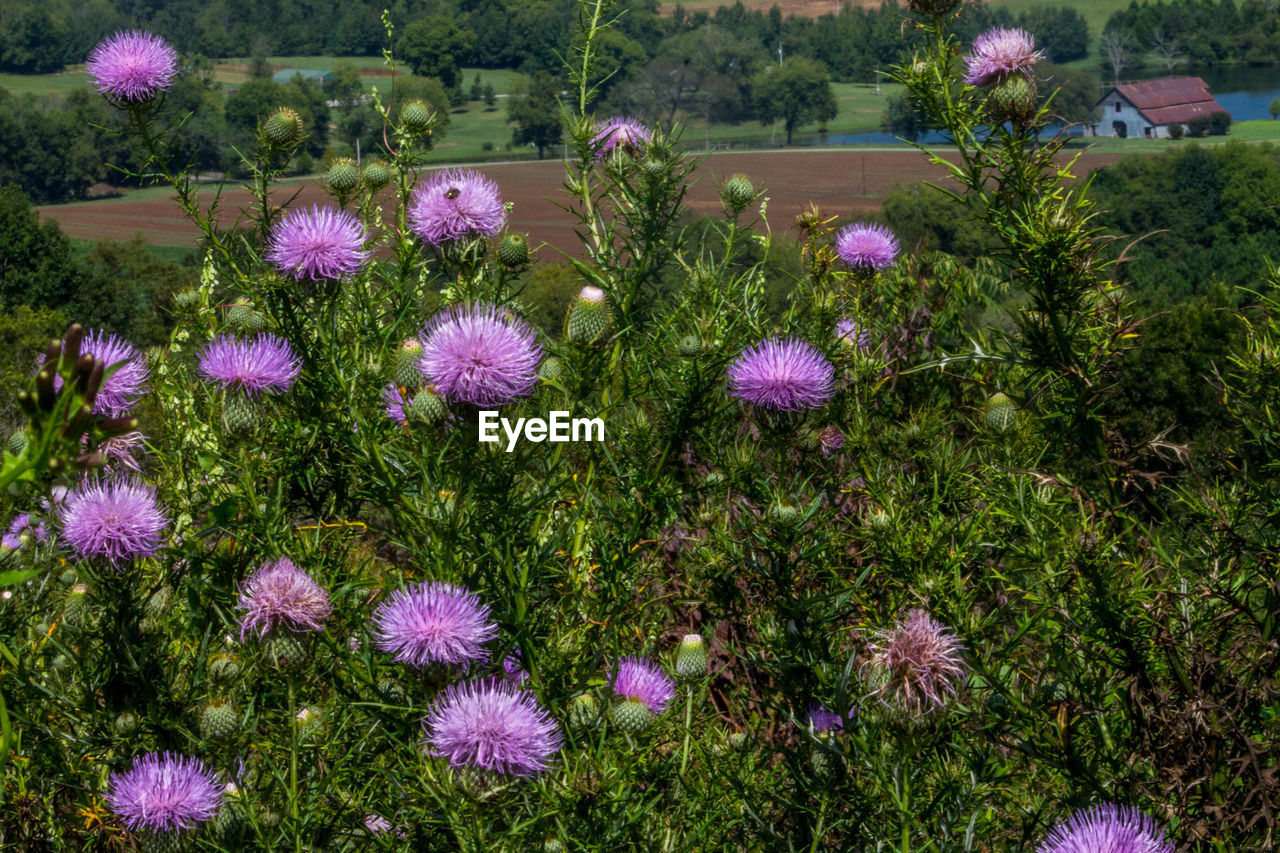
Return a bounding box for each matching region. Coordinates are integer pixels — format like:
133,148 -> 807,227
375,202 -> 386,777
1039,64 -> 1101,125
483,84 -> 497,110
226,77 -> 331,157
615,25 -> 763,125
0,185 -> 79,310
570,28 -> 647,102
1151,27 -> 1185,73
1021,6 -> 1089,64
509,72 -> 563,160
324,62 -> 367,110
1099,29 -> 1136,84
397,17 -> 476,90
881,94 -> 930,142
1270,97 -> 1279,119
248,35 -> 273,79
751,57 -> 836,145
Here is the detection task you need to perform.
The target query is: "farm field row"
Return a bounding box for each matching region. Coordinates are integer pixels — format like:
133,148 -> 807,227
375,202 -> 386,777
38,149 -> 1125,256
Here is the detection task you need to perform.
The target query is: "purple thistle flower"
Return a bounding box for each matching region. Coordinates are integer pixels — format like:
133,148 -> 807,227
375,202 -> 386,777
592,117 -> 652,159
236,558 -> 332,640
197,334 -> 301,398
39,328 -> 149,417
363,814 -> 405,837
417,303 -> 542,407
864,608 -> 966,716
382,384 -> 409,423
92,430 -> 147,472
502,650 -> 529,685
817,425 -> 844,457
610,656 -> 675,714
803,703 -> 845,734
963,27 -> 1045,87
423,677 -> 562,776
835,223 -> 900,271
835,317 -> 873,353
408,168 -> 506,248
59,477 -> 168,567
727,338 -> 835,412
371,581 -> 497,668
86,31 -> 178,104
106,751 -> 222,833
266,205 -> 370,282
1037,803 -> 1174,853
8,513 -> 49,545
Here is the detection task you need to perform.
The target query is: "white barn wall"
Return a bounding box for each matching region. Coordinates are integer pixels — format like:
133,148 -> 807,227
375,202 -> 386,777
1098,92 -> 1168,138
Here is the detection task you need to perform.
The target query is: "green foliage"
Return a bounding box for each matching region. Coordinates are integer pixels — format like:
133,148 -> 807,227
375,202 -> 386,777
1088,140 -> 1280,303
508,71 -> 564,159
751,56 -> 837,145
397,17 -> 477,90
0,305 -> 67,427
881,183 -> 996,258
0,185 -> 80,308
4,6 -> 1280,852
881,93 -> 930,142
1105,0 -> 1280,67
225,77 -> 330,158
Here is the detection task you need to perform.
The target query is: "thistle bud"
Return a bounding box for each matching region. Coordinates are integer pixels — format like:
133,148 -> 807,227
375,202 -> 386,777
362,159 -> 391,190
394,338 -> 424,389
987,75 -> 1038,124
496,233 -> 530,268
264,107 -> 304,147
984,392 -> 1017,432
538,356 -> 563,383
566,286 -> 612,344
399,99 -> 434,134
611,699 -> 654,734
407,388 -> 447,426
907,0 -> 962,16
809,733 -> 840,780
7,431 -> 27,457
63,583 -> 88,625
677,335 -> 703,357
720,173 -> 756,212
199,698 -> 239,740
208,653 -> 241,684
114,710 -> 140,735
226,300 -> 265,332
378,678 -> 409,707
327,157 -> 360,193
568,692 -> 599,729
264,633 -> 308,671
141,829 -> 188,853
768,500 -> 801,527
222,394 -> 263,434
174,289 -> 200,309
675,634 -> 708,679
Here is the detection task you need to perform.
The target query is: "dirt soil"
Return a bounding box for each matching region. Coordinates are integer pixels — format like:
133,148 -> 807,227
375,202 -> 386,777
38,149 -> 1123,258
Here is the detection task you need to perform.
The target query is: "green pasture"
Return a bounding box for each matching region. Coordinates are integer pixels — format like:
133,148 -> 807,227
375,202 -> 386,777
1061,119 -> 1280,153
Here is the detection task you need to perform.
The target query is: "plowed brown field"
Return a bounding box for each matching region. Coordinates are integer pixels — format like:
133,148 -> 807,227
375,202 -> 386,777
38,149 -> 1122,257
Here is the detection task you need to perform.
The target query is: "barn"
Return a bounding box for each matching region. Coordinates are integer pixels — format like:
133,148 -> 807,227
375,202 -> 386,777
1091,77 -> 1226,139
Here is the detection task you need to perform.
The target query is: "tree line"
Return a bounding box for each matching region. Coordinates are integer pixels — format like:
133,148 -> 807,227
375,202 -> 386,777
1,0 -> 1087,84
1101,0 -> 1280,74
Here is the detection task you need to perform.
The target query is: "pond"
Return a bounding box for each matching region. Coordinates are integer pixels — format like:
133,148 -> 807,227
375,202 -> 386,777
776,65 -> 1280,147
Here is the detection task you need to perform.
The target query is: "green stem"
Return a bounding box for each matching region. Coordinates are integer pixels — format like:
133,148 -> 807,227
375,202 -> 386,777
679,684 -> 694,776
288,673 -> 301,852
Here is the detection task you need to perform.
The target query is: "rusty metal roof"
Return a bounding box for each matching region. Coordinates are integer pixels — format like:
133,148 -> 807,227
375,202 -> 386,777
1097,76 -> 1227,125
